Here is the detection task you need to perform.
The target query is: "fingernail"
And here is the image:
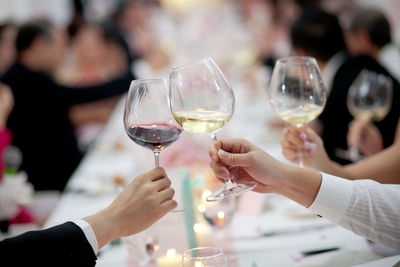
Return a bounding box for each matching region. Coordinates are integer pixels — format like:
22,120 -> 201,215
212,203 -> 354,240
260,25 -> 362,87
309,143 -> 317,150
218,149 -> 228,159
303,141 -> 311,149
222,169 -> 230,178
211,154 -> 217,161
299,132 -> 307,141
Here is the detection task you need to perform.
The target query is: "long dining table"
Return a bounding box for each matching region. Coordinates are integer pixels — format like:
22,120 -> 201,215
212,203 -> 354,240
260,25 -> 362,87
44,63 -> 386,267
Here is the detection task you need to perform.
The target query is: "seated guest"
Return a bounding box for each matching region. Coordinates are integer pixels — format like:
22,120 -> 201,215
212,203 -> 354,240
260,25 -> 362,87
290,8 -> 400,164
209,138 -> 400,250
0,22 -> 17,77
0,83 -> 34,230
345,8 -> 400,82
1,20 -> 134,191
0,167 -> 177,266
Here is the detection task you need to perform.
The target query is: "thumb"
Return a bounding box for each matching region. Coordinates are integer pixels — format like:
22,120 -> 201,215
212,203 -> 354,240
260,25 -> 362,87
305,127 -> 322,144
218,149 -> 249,167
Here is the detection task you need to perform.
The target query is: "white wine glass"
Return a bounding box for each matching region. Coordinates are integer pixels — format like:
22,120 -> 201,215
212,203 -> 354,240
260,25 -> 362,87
182,247 -> 227,267
124,79 -> 182,168
169,58 -> 256,202
269,56 -> 326,166
344,69 -> 393,161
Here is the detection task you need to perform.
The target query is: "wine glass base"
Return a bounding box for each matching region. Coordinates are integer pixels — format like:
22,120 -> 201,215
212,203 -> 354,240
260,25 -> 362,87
206,182 -> 257,202
171,208 -> 186,213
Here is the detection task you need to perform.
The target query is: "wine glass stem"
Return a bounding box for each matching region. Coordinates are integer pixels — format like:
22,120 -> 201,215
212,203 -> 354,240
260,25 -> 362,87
153,151 -> 160,168
296,123 -> 305,167
211,133 -> 235,188
298,147 -> 303,167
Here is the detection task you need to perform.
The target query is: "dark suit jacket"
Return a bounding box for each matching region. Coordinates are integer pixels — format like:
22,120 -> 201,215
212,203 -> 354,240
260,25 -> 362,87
0,222 -> 96,266
1,63 -> 133,191
320,53 -> 400,164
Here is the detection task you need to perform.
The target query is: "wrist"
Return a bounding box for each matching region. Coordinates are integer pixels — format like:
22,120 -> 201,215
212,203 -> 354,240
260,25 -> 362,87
272,164 -> 322,207
83,208 -> 120,250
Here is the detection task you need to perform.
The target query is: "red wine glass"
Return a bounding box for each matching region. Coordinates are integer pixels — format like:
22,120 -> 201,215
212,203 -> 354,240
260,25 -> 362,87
124,79 -> 182,168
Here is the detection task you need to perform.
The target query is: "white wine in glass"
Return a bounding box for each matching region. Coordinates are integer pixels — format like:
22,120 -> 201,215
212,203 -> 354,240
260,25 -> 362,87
269,56 -> 326,166
169,58 -> 256,202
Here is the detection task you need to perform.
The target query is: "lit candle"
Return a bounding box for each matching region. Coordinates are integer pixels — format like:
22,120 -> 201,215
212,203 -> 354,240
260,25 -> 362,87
156,248 -> 182,267
193,223 -> 212,246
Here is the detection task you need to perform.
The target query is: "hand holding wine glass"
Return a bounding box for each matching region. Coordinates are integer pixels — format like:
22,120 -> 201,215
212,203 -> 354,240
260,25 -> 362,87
169,58 -> 256,202
344,70 -> 392,161
268,56 -> 326,166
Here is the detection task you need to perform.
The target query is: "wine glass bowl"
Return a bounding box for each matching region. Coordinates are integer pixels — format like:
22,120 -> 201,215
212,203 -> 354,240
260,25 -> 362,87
124,79 -> 182,167
182,247 -> 227,267
169,58 -> 235,139
347,70 -> 392,122
269,56 -> 326,165
169,58 -> 256,202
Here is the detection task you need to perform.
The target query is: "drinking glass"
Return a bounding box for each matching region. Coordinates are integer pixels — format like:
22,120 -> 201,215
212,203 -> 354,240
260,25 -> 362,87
344,69 -> 393,161
182,247 -> 227,267
169,58 -> 256,202
199,185 -> 236,230
268,56 -> 326,166
124,224 -> 160,266
124,79 -> 182,167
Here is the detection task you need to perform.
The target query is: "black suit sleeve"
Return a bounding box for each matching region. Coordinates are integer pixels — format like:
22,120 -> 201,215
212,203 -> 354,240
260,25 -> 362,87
0,222 -> 97,267
50,71 -> 134,106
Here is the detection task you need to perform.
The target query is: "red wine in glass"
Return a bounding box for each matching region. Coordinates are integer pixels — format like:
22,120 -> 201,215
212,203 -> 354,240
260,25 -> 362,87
127,123 -> 182,151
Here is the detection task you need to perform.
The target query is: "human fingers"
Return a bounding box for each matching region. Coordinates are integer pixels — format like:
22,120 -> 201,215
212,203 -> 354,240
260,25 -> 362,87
158,187 -> 175,204
304,126 -> 323,144
217,149 -> 252,167
283,127 -> 305,147
160,199 -> 178,212
209,142 -> 220,162
217,138 -> 253,154
153,176 -> 172,192
347,119 -> 365,148
210,160 -> 230,180
145,167 -> 168,182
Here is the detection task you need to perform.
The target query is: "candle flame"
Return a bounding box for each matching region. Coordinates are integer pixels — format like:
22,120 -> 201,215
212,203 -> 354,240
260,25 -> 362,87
217,211 -> 225,219
193,223 -> 203,233
166,248 -> 177,258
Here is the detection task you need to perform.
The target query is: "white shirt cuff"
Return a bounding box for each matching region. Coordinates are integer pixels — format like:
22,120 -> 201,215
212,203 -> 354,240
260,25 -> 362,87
308,173 -> 353,224
73,219 -> 99,255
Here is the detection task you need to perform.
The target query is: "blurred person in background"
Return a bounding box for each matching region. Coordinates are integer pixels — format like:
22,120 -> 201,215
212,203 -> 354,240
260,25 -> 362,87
1,20 -> 134,192
345,8 -> 400,82
112,0 -> 170,70
290,7 -> 400,164
0,84 -> 34,232
0,22 -> 17,77
58,22 -> 132,151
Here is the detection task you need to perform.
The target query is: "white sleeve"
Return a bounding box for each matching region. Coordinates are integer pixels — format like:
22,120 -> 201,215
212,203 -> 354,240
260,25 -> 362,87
308,173 -> 400,250
72,219 -> 99,255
